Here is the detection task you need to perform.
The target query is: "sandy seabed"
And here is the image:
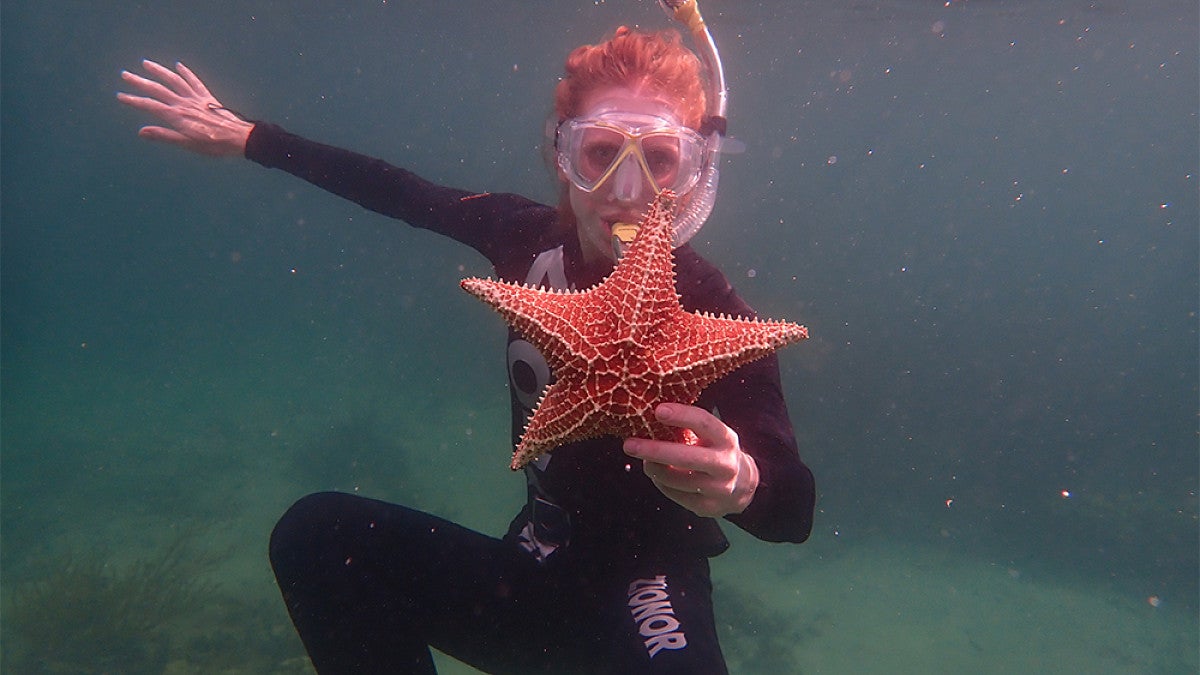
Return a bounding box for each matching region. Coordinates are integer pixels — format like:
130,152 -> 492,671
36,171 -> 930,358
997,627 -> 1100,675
718,536 -> 1195,674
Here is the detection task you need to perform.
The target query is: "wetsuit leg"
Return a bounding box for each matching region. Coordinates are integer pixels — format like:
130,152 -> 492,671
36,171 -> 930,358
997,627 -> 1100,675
593,557 -> 728,675
269,492 -> 728,674
269,491 -> 563,674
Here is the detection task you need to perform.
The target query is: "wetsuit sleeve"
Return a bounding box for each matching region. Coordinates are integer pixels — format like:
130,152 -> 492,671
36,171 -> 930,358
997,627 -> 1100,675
714,354 -> 816,543
679,248 -> 816,544
243,122 -> 558,266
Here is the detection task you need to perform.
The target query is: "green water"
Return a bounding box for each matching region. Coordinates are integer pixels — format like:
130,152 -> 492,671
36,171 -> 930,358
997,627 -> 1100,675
3,2 -> 1196,673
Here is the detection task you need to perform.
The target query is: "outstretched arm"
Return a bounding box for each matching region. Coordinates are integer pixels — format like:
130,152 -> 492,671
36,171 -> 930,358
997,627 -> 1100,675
117,59 -> 253,157
118,61 -> 559,269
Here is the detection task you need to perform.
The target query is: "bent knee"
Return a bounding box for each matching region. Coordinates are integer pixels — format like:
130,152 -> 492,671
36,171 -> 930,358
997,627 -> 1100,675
269,491 -> 356,566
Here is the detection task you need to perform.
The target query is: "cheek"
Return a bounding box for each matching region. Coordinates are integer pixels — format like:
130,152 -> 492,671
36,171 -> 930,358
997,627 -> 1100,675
568,186 -> 590,212
569,188 -> 602,227
569,191 -> 616,263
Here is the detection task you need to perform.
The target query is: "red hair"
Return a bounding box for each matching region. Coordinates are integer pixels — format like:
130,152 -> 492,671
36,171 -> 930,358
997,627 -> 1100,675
555,26 -> 706,130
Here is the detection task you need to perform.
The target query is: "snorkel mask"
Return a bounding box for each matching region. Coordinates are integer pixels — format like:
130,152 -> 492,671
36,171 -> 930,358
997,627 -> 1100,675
556,113 -> 708,198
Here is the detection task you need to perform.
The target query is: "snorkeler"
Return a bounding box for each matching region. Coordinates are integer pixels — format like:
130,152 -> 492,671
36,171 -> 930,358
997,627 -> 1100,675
118,9 -> 815,674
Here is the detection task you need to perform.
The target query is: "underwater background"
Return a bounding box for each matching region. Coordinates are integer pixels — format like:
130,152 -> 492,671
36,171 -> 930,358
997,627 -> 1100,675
2,1 -> 1196,673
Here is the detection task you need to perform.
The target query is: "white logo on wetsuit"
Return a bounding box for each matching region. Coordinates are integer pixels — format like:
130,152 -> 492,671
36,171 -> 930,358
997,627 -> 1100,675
507,245 -> 568,412
627,576 -> 688,658
506,245 -> 571,469
512,246 -> 572,561
507,339 -> 550,411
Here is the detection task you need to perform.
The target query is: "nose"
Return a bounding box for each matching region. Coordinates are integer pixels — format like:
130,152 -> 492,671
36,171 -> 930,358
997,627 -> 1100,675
609,155 -> 645,203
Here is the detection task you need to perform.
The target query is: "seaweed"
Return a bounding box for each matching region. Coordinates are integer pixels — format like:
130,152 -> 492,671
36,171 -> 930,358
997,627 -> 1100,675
716,583 -> 824,675
3,531 -> 220,675
164,594 -> 313,675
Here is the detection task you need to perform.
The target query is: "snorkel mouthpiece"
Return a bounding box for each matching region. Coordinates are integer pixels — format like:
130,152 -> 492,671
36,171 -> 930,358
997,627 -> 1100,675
611,221 -> 640,259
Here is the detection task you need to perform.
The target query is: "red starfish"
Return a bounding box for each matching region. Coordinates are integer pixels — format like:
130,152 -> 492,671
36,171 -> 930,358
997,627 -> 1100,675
461,191 -> 808,470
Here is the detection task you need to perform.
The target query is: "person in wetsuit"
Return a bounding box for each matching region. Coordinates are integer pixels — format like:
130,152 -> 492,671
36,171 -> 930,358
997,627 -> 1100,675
118,26 -> 815,675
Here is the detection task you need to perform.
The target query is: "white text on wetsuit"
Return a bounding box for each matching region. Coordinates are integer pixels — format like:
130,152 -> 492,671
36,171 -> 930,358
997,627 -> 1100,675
627,576 -> 687,658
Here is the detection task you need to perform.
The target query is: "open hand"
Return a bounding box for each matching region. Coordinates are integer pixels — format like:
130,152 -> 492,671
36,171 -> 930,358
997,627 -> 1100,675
623,403 -> 759,518
117,59 -> 252,156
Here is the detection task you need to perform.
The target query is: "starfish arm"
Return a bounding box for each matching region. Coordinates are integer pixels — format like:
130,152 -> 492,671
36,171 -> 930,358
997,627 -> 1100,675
590,194 -> 683,343
461,277 -> 599,370
653,313 -> 809,401
511,381 -> 606,469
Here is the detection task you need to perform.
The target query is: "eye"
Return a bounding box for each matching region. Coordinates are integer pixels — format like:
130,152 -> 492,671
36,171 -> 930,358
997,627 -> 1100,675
582,141 -> 622,175
642,142 -> 681,179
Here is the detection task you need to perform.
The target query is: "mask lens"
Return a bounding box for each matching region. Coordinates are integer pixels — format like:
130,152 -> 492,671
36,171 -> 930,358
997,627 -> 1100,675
577,126 -> 629,185
557,116 -> 706,195
639,134 -> 684,191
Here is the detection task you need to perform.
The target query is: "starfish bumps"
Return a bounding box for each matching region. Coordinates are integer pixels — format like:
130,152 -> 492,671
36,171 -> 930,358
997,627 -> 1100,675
461,191 -> 808,470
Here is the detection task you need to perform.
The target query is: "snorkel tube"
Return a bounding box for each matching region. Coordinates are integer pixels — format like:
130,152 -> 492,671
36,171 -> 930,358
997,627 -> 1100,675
658,0 -> 727,247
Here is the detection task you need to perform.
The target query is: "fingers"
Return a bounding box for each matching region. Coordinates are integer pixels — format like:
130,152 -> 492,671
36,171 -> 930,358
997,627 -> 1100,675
642,460 -> 714,495
646,467 -> 730,518
116,91 -> 174,118
620,404 -> 758,518
117,92 -> 201,135
636,451 -> 756,518
119,69 -> 182,105
117,59 -> 251,156
624,405 -> 739,475
654,403 -> 735,448
622,403 -> 746,516
626,438 -> 715,473
140,59 -> 197,99
119,60 -> 208,107
137,126 -> 191,146
175,62 -> 214,99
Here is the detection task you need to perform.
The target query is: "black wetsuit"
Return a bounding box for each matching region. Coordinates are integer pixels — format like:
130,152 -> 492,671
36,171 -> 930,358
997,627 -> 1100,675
251,123 -> 816,674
